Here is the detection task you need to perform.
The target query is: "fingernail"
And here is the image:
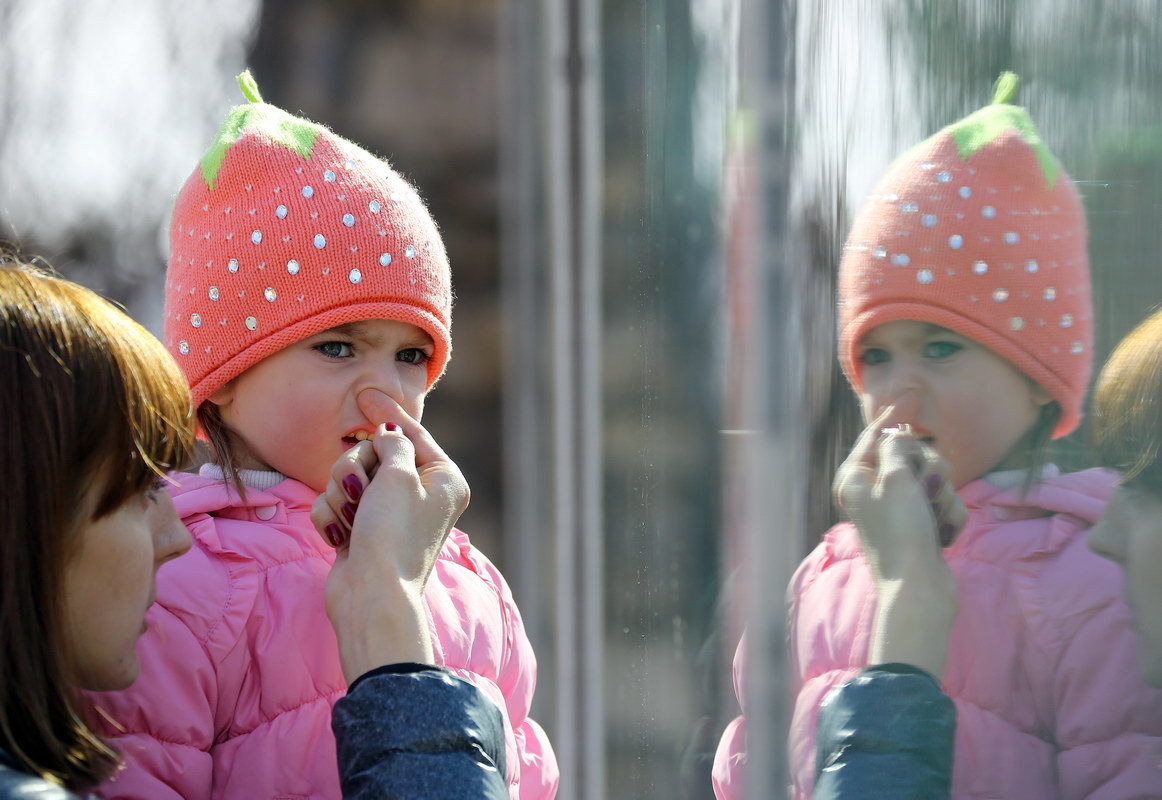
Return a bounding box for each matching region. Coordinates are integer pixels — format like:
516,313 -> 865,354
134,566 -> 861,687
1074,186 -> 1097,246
342,474 -> 364,503
340,502 -> 356,526
324,522 -> 345,548
925,473 -> 943,499
939,523 -> 957,547
384,421 -> 399,432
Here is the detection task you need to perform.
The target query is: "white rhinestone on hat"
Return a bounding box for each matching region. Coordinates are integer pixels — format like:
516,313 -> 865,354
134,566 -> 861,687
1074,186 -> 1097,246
251,230 -> 262,244
920,161 -> 935,170
343,213 -> 355,227
179,340 -> 190,355
228,258 -> 239,273
276,205 -> 288,219
287,259 -> 300,275
1026,259 -> 1038,273
405,245 -> 416,259
874,246 -> 887,259
314,234 -> 326,248
264,287 -> 277,302
209,286 -> 220,301
900,201 -> 918,213
191,313 -> 202,328
1071,341 -> 1084,354
1004,231 -> 1019,245
324,170 -> 336,182
982,205 -> 996,219
302,185 -> 314,198
245,316 -> 257,331
937,170 -> 951,183
973,260 -> 988,275
369,200 -> 381,214
891,253 -> 910,267
993,288 -> 1009,302
349,268 -> 363,284
917,269 -> 934,284
379,252 -> 392,266
1010,316 -> 1024,331
922,214 -> 937,227
958,186 -> 971,199
948,235 -> 963,249
1044,287 -> 1056,300
1060,313 -> 1074,327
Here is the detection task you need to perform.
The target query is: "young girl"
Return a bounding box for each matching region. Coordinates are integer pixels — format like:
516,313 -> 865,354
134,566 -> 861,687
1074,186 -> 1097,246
714,75 -> 1162,798
86,73 -> 557,799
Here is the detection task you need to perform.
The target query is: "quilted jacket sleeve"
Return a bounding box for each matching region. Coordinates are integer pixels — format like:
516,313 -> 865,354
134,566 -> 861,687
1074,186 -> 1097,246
444,534 -> 560,799
1027,526 -> 1162,799
812,664 -> 955,800
85,601 -> 218,800
333,664 -> 508,799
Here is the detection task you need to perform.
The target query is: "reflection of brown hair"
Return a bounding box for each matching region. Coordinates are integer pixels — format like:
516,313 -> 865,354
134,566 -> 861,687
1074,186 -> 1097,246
1092,307 -> 1162,495
0,257 -> 194,789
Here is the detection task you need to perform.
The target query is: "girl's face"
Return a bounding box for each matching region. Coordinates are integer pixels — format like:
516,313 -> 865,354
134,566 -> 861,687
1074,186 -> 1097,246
63,483 -> 190,690
1088,484 -> 1162,687
857,320 -> 1052,489
209,319 -> 432,492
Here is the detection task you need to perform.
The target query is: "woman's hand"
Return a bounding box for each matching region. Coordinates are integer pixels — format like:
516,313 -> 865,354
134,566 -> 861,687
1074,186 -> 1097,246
311,393 -> 470,682
833,392 -> 964,677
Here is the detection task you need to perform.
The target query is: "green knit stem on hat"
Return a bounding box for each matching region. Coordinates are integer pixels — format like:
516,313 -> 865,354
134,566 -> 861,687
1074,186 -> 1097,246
199,72 -> 323,190
946,72 -> 1060,188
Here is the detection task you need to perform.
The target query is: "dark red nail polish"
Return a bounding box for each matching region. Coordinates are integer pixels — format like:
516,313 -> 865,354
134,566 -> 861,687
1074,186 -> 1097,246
324,522 -> 345,548
939,523 -> 957,547
384,421 -> 400,432
342,474 -> 364,503
340,502 -> 356,526
926,473 -> 943,499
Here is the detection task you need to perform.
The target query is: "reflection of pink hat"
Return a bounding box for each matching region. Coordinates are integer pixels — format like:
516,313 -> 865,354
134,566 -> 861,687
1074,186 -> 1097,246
164,72 -> 452,408
837,73 -> 1092,438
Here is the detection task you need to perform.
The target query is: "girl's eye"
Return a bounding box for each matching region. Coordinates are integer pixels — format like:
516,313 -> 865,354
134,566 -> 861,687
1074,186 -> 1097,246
397,348 -> 430,365
314,341 -> 353,359
858,347 -> 889,366
924,340 -> 962,359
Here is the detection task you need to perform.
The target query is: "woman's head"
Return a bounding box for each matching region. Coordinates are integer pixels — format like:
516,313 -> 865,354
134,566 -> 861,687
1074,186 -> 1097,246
0,258 -> 194,785
1089,307 -> 1162,686
838,74 -> 1092,457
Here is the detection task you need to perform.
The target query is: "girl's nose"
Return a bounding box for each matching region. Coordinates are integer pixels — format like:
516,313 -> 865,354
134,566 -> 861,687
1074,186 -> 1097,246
150,488 -> 192,566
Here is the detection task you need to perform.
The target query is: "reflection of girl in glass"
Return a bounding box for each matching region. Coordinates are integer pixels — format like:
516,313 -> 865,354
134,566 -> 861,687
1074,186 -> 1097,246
714,75 -> 1162,799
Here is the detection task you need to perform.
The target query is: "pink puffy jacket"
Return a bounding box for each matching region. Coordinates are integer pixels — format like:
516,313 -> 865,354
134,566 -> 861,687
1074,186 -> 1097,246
714,467 -> 1162,799
86,473 -> 558,799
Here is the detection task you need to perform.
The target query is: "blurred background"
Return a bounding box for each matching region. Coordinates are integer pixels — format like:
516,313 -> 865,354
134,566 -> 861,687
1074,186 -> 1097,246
3,0 -> 1161,797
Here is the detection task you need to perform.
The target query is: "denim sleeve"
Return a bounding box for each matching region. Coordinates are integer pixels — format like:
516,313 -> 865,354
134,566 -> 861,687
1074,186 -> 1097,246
813,663 -> 956,800
332,664 -> 508,800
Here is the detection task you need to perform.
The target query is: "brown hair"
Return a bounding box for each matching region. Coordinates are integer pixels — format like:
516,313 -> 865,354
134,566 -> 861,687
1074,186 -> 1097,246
196,401 -> 247,499
0,256 -> 194,789
1092,307 -> 1162,495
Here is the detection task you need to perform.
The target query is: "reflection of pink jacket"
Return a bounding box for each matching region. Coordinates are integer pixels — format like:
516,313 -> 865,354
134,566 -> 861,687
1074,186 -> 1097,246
714,468 -> 1162,799
87,473 -> 557,800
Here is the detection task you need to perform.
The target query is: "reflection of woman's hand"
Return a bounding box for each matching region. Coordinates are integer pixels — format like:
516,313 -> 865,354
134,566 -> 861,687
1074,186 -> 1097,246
833,392 -> 963,676
311,407 -> 470,682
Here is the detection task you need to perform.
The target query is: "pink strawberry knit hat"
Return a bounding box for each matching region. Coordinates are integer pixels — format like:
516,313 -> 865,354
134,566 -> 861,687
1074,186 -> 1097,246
838,73 -> 1092,438
164,71 -> 452,408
